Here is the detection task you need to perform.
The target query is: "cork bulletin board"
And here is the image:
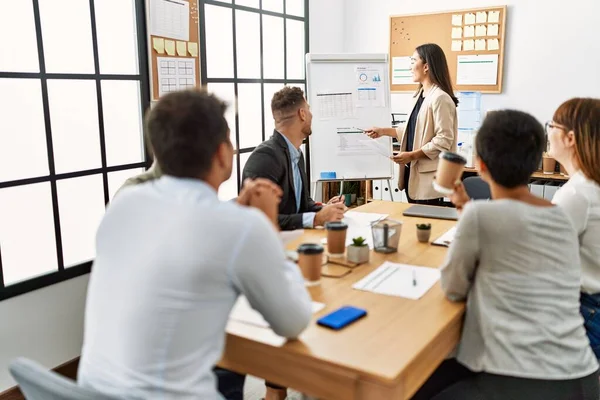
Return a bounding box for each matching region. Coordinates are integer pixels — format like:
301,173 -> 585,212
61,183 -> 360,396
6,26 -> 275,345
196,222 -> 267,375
148,0 -> 200,101
390,6 -> 507,93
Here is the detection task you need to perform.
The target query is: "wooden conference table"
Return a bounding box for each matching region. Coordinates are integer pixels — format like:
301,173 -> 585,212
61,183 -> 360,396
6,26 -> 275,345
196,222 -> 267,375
219,201 -> 465,400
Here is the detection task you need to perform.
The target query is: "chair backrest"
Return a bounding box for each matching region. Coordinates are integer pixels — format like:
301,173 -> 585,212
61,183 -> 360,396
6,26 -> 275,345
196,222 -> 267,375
9,358 -> 120,400
463,176 -> 491,200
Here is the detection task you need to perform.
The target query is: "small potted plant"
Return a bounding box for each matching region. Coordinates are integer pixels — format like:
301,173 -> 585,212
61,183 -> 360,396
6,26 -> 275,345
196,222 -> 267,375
416,223 -> 432,243
347,236 -> 369,264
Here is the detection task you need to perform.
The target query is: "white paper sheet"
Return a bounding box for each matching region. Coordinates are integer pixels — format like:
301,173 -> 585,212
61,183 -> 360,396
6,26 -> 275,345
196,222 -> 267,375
451,40 -> 462,52
343,211 -> 388,249
475,39 -> 486,51
150,0 -> 190,41
431,226 -> 456,247
280,230 -> 304,245
487,38 -> 499,51
464,26 -> 475,38
463,39 -> 475,51
359,138 -> 392,158
476,11 -> 487,24
336,129 -> 379,156
317,92 -> 355,120
475,25 -> 487,37
157,57 -> 196,97
456,54 -> 498,85
451,27 -> 462,39
487,24 -> 499,36
464,13 -> 476,25
452,14 -> 463,26
230,296 -> 325,328
352,262 -> 441,300
392,56 -> 413,85
488,11 -> 500,23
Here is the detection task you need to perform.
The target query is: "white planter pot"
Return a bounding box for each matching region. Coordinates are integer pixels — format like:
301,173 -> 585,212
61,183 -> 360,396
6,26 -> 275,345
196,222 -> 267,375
347,245 -> 369,264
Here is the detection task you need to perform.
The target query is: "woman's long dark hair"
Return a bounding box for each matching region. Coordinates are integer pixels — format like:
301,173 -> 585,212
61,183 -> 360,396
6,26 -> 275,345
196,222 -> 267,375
415,43 -> 459,107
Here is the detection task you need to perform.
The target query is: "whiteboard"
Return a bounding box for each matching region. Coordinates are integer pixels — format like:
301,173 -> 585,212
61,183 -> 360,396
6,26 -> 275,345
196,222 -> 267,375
306,53 -> 394,182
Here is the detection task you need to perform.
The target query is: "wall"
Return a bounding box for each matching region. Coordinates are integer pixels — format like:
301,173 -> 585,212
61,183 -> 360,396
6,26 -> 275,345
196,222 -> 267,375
342,0 -> 600,121
309,0 -> 345,54
0,275 -> 89,391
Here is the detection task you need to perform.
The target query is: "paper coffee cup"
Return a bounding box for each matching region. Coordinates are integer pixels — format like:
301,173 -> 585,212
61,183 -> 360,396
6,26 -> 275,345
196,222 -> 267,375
297,243 -> 324,286
325,221 -> 348,256
433,151 -> 467,195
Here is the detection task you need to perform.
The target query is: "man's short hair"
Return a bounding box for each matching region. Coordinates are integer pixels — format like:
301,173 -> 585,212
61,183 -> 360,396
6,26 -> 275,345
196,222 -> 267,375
476,110 -> 545,188
271,86 -> 306,119
145,89 -> 229,179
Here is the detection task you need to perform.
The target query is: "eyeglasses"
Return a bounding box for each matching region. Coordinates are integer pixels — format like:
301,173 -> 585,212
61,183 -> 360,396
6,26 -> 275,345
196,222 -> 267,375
545,121 -> 567,135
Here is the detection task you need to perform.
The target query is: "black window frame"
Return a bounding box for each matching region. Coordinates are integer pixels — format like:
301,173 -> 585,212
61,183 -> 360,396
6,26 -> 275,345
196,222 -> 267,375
0,0 -> 151,301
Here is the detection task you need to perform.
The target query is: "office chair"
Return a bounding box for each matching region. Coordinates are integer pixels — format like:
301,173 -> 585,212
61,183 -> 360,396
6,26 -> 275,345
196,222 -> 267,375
9,357 -> 120,400
463,176 -> 491,200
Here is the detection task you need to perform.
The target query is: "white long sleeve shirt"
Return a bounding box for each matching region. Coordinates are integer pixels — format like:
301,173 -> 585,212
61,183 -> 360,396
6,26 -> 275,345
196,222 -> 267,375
78,176 -> 312,399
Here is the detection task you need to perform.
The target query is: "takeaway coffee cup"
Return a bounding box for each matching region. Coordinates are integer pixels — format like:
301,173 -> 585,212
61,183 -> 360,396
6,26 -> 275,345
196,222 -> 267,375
325,221 -> 348,256
297,243 -> 324,286
433,151 -> 467,195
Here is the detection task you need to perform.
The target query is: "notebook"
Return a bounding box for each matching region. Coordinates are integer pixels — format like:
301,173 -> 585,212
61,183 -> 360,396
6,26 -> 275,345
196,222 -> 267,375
402,205 -> 458,221
431,226 -> 457,247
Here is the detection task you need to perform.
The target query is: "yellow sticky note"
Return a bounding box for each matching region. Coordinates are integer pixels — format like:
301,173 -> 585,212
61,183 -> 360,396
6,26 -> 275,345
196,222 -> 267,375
165,40 -> 176,56
452,14 -> 462,26
188,42 -> 198,57
476,11 -> 487,24
464,26 -> 475,37
487,38 -> 499,51
176,41 -> 187,56
487,24 -> 499,36
488,11 -> 500,23
475,25 -> 487,37
465,13 -> 476,25
463,39 -> 475,51
451,40 -> 462,52
475,39 -> 486,51
451,27 -> 462,39
152,37 -> 165,55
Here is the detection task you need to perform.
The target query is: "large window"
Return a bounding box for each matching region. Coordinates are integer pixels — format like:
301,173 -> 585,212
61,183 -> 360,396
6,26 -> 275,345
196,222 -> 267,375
0,0 -> 150,300
199,0 -> 310,200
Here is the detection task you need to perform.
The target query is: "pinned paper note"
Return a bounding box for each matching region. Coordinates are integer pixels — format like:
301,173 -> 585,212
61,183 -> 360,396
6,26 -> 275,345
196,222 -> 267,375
187,42 -> 198,57
475,25 -> 487,37
487,38 -> 499,51
465,13 -> 476,25
463,39 -> 475,51
464,26 -> 475,37
488,11 -> 500,23
176,41 -> 186,56
452,14 -> 462,26
476,11 -> 487,23
165,39 -> 176,55
152,37 -> 165,54
451,27 -> 462,39
487,24 -> 499,36
475,39 -> 486,51
451,40 -> 462,52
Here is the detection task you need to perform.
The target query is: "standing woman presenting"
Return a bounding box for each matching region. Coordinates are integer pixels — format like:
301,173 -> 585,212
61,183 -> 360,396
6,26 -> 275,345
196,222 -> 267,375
366,43 -> 458,205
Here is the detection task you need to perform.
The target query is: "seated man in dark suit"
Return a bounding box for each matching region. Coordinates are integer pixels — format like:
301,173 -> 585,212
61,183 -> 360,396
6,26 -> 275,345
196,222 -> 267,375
243,86 -> 345,231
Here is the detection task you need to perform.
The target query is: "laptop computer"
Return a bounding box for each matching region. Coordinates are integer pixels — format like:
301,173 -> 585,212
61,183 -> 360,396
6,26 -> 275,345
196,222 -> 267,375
402,205 -> 458,221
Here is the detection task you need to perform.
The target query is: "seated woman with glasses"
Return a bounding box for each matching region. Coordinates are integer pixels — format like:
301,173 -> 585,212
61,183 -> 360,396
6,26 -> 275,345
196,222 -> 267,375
547,98 -> 600,359
412,110 -> 599,400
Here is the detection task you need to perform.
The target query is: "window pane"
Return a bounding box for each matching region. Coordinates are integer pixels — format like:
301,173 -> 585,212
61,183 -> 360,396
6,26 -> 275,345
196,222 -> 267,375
57,174 -> 106,268
218,156 -> 238,201
238,83 -> 263,149
236,0 -> 259,8
0,79 -> 48,182
236,10 -> 260,79
207,83 -> 237,149
262,15 -> 284,79
95,0 -> 139,74
47,80 -> 101,173
38,0 -> 95,73
0,183 -> 58,285
263,83 -> 284,138
0,1 -> 39,72
107,168 -> 145,201
286,19 -> 305,79
101,80 -> 144,166
263,0 -> 283,13
239,152 -> 251,177
205,5 -> 234,78
286,0 -> 304,17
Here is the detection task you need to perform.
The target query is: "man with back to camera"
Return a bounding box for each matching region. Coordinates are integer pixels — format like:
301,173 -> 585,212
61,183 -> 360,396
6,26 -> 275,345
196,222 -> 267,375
78,89 -> 313,400
242,86 -> 346,231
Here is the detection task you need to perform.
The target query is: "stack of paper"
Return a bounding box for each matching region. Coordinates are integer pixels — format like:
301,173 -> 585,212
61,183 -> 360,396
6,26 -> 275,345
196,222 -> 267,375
352,262 -> 440,300
432,226 -> 456,247
343,211 -> 389,249
230,296 -> 325,328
